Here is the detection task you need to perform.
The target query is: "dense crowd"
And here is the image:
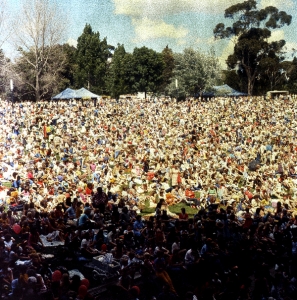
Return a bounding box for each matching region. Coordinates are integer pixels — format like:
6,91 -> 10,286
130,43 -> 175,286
1,95 -> 297,300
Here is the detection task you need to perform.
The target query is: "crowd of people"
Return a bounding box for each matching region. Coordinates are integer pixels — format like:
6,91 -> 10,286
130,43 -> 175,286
0,95 -> 297,300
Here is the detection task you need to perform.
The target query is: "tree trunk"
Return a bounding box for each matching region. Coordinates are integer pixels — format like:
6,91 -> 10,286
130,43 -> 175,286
247,79 -> 252,96
35,74 -> 40,101
243,60 -> 255,96
246,69 -> 255,96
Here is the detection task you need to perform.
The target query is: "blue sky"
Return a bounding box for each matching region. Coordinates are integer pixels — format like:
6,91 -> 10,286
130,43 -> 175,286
4,0 -> 297,65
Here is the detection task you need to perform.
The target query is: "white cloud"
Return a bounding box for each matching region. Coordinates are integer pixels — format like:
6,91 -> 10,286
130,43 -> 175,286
195,38 -> 203,44
113,0 -> 241,18
206,37 -> 218,45
132,17 -> 188,42
67,38 -> 77,48
283,41 -> 297,58
284,41 -> 297,51
268,29 -> 285,42
177,39 -> 187,46
113,0 -> 239,44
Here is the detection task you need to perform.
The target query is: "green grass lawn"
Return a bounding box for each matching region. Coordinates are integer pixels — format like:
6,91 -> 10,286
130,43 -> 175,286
2,181 -> 12,188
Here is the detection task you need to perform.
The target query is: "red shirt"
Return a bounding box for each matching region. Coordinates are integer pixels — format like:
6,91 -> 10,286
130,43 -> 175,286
85,187 -> 92,195
245,190 -> 253,199
179,213 -> 188,220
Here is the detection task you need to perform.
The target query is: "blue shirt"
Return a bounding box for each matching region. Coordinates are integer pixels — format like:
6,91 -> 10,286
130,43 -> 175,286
133,220 -> 144,236
66,206 -> 76,218
78,214 -> 89,227
292,241 -> 297,255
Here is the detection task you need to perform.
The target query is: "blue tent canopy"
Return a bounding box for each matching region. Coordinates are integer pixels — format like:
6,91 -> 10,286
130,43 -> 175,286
52,88 -> 77,99
203,84 -> 247,97
52,88 -> 100,100
75,88 -> 101,99
215,84 -> 247,96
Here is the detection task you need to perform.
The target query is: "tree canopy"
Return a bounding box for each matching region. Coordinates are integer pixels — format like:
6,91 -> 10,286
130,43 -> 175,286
106,44 -> 129,99
159,46 -> 175,94
75,24 -> 114,95
125,46 -> 165,98
214,0 -> 292,95
166,48 -> 221,98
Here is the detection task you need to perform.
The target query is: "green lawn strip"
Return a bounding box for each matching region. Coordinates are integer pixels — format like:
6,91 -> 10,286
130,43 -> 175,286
2,181 -> 12,188
168,202 -> 198,216
140,202 -> 198,218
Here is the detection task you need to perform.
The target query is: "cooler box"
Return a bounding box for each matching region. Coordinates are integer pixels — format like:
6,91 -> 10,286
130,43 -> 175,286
92,255 -> 120,273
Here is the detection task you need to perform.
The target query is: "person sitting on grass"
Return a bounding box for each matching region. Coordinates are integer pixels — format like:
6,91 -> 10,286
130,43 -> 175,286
179,208 -> 189,221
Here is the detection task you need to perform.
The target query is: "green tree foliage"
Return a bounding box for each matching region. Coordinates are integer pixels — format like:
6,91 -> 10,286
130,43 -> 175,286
214,0 -> 292,95
60,43 -> 77,88
166,48 -> 221,98
223,70 -> 246,94
75,24 -> 114,95
257,56 -> 287,91
125,46 -> 165,98
203,48 -> 222,91
106,44 -> 129,99
177,48 -> 206,97
283,57 -> 297,93
159,45 -> 175,93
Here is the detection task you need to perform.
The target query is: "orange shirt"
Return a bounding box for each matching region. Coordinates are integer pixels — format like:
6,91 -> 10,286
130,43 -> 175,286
85,187 -> 92,195
185,189 -> 195,198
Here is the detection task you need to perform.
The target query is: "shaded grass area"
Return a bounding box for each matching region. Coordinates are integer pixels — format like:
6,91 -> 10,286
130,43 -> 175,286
138,187 -> 201,218
141,201 -> 198,218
